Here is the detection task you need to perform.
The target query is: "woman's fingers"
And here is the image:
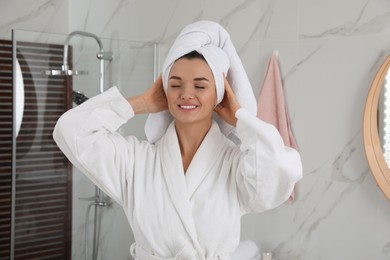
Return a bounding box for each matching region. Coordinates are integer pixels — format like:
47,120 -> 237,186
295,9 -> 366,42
213,76 -> 239,126
143,74 -> 167,113
223,76 -> 240,112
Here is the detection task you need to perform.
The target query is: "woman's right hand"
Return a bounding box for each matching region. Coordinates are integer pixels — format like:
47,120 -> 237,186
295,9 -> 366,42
128,74 -> 167,114
143,74 -> 167,113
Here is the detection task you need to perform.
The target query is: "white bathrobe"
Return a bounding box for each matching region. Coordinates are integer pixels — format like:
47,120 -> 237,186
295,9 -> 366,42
53,87 -> 302,260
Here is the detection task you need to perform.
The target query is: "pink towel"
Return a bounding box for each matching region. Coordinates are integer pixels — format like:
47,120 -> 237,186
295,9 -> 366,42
257,51 -> 297,203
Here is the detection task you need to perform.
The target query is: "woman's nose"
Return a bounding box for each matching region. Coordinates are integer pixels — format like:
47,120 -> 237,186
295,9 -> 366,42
180,87 -> 194,100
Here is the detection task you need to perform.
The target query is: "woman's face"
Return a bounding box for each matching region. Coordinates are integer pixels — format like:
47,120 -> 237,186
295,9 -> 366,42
166,57 -> 217,127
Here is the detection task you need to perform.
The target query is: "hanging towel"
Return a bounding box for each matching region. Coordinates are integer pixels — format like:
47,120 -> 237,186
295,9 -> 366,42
257,51 -> 298,203
144,20 -> 257,143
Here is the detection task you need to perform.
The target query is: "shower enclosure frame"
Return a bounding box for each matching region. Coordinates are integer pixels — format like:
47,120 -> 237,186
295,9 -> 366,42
9,30 -> 74,259
7,29 -> 160,259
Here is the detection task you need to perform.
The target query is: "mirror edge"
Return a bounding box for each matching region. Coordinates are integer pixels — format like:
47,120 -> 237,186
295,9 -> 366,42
363,54 -> 390,201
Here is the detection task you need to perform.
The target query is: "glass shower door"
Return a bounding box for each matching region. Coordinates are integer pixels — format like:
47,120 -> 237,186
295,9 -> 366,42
11,31 -> 73,259
1,29 -> 158,259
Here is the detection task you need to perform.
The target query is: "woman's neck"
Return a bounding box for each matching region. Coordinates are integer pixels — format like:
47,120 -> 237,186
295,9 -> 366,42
175,120 -> 212,173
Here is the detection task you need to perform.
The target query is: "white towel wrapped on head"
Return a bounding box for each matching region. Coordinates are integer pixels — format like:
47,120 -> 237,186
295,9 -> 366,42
145,20 -> 257,143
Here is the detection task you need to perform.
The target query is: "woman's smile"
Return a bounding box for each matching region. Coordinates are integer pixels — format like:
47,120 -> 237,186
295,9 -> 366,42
178,103 -> 199,110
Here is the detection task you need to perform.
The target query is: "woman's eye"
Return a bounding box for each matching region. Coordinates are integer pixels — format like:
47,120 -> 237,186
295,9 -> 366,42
195,86 -> 205,89
170,85 -> 181,88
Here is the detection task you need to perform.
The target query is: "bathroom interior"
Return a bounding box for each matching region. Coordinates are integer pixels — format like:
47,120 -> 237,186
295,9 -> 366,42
1,0 -> 390,259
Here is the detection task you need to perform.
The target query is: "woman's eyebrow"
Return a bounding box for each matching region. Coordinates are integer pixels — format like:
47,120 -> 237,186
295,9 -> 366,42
194,77 -> 209,82
169,76 -> 209,82
169,76 -> 182,80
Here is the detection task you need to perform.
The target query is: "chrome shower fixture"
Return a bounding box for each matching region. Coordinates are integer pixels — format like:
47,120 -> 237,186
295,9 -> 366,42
44,69 -> 88,76
62,31 -> 114,72
63,31 -> 113,94
44,30 -> 113,93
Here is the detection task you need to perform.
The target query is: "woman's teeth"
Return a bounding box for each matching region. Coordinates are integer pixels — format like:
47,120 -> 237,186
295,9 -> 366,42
180,105 -> 197,109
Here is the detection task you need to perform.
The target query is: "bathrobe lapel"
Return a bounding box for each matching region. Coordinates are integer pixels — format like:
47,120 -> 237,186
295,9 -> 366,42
184,121 -> 225,199
158,122 -> 204,258
158,121 -> 226,259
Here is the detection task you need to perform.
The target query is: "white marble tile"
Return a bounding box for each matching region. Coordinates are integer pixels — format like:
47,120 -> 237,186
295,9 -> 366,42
298,0 -> 390,39
0,0 -> 68,39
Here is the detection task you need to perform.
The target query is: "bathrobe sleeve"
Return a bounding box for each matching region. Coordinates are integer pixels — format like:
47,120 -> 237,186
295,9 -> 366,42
234,108 -> 303,214
53,87 -> 139,206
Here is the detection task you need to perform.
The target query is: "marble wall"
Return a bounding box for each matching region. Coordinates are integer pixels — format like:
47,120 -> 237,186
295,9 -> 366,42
2,0 -> 390,259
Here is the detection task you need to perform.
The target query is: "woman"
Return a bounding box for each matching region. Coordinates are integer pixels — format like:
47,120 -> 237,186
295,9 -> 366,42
53,21 -> 302,260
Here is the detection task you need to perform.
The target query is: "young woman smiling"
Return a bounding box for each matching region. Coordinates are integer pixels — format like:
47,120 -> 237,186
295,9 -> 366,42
53,21 -> 302,260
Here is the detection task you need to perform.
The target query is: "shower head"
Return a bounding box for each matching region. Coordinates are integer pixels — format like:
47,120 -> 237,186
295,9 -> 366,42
72,90 -> 89,105
44,68 -> 88,76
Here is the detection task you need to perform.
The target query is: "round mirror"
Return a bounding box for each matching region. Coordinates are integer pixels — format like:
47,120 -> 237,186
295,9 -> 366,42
363,54 -> 390,201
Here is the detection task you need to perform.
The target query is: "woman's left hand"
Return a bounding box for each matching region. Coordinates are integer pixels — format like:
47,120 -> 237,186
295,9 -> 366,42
214,76 -> 241,126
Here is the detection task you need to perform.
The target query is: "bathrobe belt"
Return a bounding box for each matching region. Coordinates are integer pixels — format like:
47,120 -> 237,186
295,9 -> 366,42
130,243 -> 231,260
